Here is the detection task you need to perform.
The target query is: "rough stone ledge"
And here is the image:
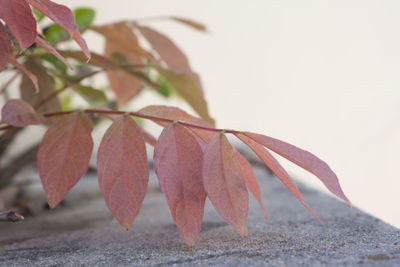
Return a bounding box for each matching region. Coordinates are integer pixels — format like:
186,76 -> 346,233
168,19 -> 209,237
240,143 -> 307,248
0,167 -> 399,266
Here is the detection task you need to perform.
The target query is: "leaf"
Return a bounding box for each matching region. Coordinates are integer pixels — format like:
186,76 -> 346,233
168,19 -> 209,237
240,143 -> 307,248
137,25 -> 205,93
20,58 -> 62,114
104,23 -> 143,104
234,150 -> 268,221
235,133 -> 321,223
138,105 -> 213,142
35,36 -> 72,69
26,0 -> 91,58
73,85 -> 107,106
0,0 -> 37,49
170,16 -> 207,32
97,115 -> 149,230
244,132 -> 351,206
73,8 -> 95,32
153,66 -> 214,125
60,50 -> 117,69
0,23 -> 10,71
154,123 -> 206,246
203,133 -> 249,236
32,8 -> 45,22
9,57 -> 39,93
137,25 -> 191,74
37,112 -> 93,208
91,23 -> 150,58
1,99 -> 45,127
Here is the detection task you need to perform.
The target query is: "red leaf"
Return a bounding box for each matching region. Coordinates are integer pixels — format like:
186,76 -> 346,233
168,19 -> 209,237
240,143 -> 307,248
35,36 -> 72,69
1,99 -> 45,127
26,0 -> 90,58
0,23 -> 10,71
0,0 -> 37,49
154,123 -> 206,246
234,150 -> 268,221
138,105 -> 213,142
97,115 -> 149,230
244,132 -> 351,206
235,133 -> 321,223
104,23 -> 143,104
37,112 -> 93,208
9,57 -> 39,92
203,133 -> 249,236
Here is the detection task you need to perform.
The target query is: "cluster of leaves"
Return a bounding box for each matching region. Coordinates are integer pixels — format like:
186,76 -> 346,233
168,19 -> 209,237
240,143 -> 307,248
0,1 -> 350,246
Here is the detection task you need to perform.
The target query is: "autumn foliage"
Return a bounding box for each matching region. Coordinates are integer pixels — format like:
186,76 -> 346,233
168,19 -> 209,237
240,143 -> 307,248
0,0 -> 350,246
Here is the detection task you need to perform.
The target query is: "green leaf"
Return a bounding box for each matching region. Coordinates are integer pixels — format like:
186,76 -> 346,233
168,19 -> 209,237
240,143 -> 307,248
45,24 -> 68,44
74,8 -> 95,32
41,54 -> 68,74
157,75 -> 177,98
73,85 -> 107,106
44,8 -> 95,44
33,8 -> 45,22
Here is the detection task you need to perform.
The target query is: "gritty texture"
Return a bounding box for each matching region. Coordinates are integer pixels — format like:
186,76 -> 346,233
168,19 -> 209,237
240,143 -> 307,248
0,166 -> 399,266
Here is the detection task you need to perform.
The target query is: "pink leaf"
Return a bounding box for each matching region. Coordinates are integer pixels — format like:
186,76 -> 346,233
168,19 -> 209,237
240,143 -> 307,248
138,105 -> 213,142
35,36 -> 72,69
1,99 -> 45,127
97,115 -> 149,230
37,112 -> 93,208
236,133 -> 321,223
9,57 -> 39,92
244,132 -> 350,206
203,133 -> 249,236
234,150 -> 268,221
154,123 -> 206,246
0,23 -> 10,71
26,0 -> 90,58
0,0 -> 37,49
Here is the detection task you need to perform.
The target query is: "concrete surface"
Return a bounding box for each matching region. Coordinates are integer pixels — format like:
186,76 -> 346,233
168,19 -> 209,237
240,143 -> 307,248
0,166 -> 399,266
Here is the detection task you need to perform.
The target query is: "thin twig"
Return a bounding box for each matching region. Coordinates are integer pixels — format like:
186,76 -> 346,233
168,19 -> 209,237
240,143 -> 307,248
0,211 -> 24,222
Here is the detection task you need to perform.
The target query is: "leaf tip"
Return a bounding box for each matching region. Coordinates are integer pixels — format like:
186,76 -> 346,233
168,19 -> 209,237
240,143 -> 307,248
240,227 -> 249,238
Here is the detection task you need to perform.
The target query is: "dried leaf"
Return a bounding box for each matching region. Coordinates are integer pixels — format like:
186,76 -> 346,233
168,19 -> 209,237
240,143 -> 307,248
170,16 -> 207,32
97,115 -> 149,230
203,133 -> 249,236
0,23 -> 10,71
91,23 -> 150,58
35,36 -> 72,69
20,58 -> 62,114
234,150 -> 268,221
37,112 -> 93,208
235,133 -> 321,223
26,0 -> 90,58
152,66 -> 214,125
154,123 -> 206,246
244,132 -> 351,206
9,57 -> 39,93
0,0 -> 37,49
1,99 -> 45,127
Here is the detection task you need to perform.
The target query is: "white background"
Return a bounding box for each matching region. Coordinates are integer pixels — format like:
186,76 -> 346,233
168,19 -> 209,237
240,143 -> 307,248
3,0 -> 400,227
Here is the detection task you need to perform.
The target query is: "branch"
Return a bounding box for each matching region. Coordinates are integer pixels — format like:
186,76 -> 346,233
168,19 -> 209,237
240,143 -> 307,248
0,211 -> 24,222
